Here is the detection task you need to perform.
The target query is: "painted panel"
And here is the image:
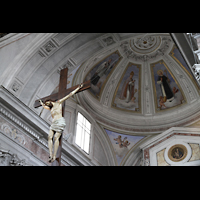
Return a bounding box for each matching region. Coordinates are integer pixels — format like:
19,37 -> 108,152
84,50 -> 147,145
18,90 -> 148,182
84,51 -> 122,99
189,143 -> 200,162
151,60 -> 186,112
105,129 -> 144,165
169,44 -> 200,90
156,149 -> 169,166
170,45 -> 193,77
112,62 -> 141,112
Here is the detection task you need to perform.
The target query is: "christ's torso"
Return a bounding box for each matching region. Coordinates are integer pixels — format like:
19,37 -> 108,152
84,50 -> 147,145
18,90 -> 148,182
51,102 -> 62,121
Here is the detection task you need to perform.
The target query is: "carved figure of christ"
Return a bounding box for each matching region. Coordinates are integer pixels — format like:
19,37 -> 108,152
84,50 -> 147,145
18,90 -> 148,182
34,67 -> 91,166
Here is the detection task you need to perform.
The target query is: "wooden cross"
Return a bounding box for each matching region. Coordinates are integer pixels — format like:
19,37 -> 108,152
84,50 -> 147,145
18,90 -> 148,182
34,67 -> 91,166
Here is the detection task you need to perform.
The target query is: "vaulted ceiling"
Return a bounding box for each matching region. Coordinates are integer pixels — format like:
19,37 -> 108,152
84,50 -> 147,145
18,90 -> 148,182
1,33 -> 200,137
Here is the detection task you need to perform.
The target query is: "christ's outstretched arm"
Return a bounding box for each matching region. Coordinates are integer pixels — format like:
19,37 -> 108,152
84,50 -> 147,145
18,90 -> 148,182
58,83 -> 83,104
39,100 -> 51,110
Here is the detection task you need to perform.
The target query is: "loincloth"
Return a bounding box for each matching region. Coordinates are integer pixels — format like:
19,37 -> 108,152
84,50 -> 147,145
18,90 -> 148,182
50,117 -> 66,133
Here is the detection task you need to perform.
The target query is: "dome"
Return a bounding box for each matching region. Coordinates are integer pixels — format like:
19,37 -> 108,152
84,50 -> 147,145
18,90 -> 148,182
71,33 -> 200,134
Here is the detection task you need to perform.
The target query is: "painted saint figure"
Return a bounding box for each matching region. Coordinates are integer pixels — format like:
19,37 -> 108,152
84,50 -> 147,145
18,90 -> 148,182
90,59 -> 113,87
173,148 -> 183,159
157,70 -> 174,102
39,83 -> 83,163
120,71 -> 136,103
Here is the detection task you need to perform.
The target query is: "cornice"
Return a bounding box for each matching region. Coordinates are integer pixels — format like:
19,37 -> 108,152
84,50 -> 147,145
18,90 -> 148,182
0,85 -> 50,133
139,126 -> 200,150
0,86 -> 49,149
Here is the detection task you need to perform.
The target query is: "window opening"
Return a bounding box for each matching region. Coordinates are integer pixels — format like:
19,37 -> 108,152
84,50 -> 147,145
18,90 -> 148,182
75,112 -> 91,154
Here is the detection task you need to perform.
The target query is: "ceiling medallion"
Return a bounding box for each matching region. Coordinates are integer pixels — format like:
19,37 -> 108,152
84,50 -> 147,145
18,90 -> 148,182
135,36 -> 156,49
130,36 -> 161,54
168,144 -> 188,162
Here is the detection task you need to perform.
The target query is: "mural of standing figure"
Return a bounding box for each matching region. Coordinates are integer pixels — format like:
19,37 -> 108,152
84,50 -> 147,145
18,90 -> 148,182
157,69 -> 174,102
90,59 -> 113,88
120,71 -> 137,103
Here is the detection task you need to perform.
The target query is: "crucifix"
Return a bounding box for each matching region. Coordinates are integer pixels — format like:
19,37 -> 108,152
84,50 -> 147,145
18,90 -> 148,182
34,67 -> 91,166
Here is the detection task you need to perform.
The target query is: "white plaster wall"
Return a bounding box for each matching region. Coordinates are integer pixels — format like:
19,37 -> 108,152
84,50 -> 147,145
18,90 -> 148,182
0,33 -> 39,85
93,131 -> 109,166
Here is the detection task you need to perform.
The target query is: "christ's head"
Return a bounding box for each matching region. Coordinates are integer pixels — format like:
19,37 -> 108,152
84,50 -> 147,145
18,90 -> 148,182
44,100 -> 54,109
